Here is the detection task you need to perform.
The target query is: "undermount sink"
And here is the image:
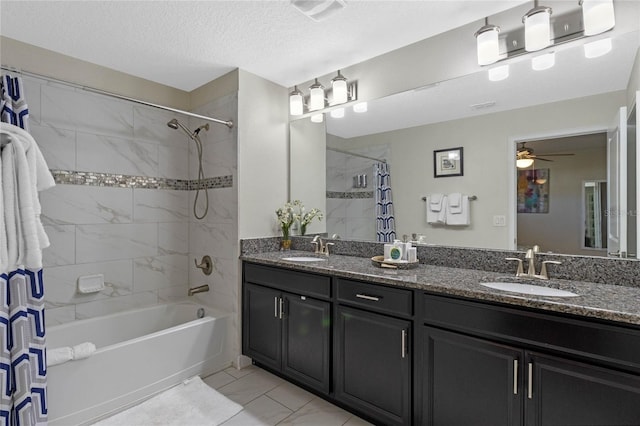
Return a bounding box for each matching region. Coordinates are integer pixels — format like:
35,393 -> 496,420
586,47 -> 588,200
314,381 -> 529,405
281,256 -> 327,262
480,282 -> 579,298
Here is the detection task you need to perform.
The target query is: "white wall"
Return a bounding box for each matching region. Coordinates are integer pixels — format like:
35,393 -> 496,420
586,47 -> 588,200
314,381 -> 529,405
338,91 -> 625,249
237,70 -> 289,239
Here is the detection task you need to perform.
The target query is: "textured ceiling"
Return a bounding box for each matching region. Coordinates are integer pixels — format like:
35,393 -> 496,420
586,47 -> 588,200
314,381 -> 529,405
0,0 -> 528,91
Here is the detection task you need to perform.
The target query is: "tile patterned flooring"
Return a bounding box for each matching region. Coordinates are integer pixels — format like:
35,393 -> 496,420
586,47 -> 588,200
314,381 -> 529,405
204,365 -> 372,426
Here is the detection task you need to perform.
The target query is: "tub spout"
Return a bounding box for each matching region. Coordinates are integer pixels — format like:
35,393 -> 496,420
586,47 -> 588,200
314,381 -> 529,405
188,284 -> 209,296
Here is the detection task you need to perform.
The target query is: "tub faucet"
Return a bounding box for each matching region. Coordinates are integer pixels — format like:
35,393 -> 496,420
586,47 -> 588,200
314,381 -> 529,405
188,284 -> 209,296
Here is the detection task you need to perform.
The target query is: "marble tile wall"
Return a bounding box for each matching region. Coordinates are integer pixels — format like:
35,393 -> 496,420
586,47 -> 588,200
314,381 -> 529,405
326,145 -> 389,241
21,75 -> 239,327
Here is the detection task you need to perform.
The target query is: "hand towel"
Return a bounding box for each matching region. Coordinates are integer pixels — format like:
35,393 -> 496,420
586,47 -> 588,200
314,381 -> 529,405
72,342 -> 97,360
445,195 -> 470,225
0,148 -> 6,270
426,194 -> 447,224
47,347 -> 73,367
448,193 -> 462,213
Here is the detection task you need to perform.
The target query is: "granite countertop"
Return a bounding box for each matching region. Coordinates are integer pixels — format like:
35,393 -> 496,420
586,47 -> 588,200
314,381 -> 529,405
241,250 -> 640,327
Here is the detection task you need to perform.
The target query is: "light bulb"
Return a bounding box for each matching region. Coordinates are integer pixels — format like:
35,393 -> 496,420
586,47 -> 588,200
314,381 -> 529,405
517,158 -> 535,168
581,0 -> 615,36
289,86 -> 304,116
309,79 -> 325,111
524,7 -> 552,52
476,25 -> 500,65
331,71 -> 348,104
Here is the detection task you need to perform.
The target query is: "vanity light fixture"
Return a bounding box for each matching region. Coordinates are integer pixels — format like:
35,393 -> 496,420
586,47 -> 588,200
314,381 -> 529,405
475,18 -> 501,66
289,86 -> 304,116
353,102 -> 368,113
309,79 -> 325,111
331,71 -> 348,104
580,0 -> 615,36
330,107 -> 345,119
531,52 -> 555,70
311,113 -> 324,123
517,158 -> 535,168
583,37 -> 612,58
488,64 -> 509,81
523,0 -> 553,52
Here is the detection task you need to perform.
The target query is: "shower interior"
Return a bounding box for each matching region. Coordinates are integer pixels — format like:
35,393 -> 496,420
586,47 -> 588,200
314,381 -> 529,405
167,118 -> 210,220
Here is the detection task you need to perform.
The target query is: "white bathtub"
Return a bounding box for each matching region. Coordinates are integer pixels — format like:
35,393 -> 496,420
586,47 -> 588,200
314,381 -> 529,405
46,302 -> 232,425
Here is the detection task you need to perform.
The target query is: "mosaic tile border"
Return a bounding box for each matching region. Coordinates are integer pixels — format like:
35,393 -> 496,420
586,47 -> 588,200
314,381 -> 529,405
326,191 -> 374,199
51,170 -> 233,190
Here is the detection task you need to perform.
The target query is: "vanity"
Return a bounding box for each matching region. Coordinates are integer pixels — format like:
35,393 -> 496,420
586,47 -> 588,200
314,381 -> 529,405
241,248 -> 640,426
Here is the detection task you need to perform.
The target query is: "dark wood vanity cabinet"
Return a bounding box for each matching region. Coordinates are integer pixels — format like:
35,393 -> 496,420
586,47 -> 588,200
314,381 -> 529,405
334,278 -> 413,426
242,263 -> 331,394
421,293 -> 640,426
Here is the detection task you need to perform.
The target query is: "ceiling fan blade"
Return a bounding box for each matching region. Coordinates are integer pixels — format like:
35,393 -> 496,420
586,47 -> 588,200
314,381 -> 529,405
536,153 -> 574,157
534,157 -> 553,162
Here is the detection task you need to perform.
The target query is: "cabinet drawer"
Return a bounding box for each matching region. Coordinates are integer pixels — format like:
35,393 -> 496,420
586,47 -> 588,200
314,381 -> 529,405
422,293 -> 640,373
337,278 -> 413,317
244,262 -> 331,299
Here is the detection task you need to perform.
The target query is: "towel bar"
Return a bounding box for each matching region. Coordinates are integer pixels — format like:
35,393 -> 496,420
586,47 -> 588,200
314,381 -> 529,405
422,195 -> 477,201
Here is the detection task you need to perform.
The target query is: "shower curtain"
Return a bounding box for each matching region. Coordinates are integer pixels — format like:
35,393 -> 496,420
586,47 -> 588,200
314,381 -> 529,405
1,74 -> 51,426
374,162 -> 396,242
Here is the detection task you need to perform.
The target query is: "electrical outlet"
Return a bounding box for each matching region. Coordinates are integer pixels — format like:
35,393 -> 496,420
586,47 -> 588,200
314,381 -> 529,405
493,215 -> 506,227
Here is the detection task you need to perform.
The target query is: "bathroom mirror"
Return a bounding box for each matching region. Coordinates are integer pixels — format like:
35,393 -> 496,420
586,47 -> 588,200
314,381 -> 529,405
290,15 -> 640,258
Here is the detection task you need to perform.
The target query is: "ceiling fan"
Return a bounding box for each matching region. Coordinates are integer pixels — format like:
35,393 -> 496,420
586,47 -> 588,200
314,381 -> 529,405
516,142 -> 574,168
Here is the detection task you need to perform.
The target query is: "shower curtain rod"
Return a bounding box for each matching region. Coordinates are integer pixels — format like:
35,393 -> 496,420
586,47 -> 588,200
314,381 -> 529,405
1,65 -> 234,128
327,147 -> 386,163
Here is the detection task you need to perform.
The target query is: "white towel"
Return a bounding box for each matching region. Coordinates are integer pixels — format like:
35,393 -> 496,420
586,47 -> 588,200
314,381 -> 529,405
0,123 -> 55,270
426,194 -> 447,224
47,347 -> 73,367
445,195 -> 471,226
72,342 -> 96,360
448,192 -> 462,213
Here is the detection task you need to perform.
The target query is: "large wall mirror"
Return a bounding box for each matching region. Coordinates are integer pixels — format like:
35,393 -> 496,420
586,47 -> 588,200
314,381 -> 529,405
290,4 -> 640,259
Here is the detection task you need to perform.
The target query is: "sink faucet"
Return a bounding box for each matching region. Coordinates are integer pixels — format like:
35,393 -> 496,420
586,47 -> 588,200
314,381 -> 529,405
311,235 -> 334,256
506,245 -> 561,280
188,284 -> 209,296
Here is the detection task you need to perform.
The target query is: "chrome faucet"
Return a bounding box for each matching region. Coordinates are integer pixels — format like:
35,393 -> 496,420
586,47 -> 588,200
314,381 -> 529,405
188,284 -> 209,296
311,235 -> 334,256
506,245 -> 561,280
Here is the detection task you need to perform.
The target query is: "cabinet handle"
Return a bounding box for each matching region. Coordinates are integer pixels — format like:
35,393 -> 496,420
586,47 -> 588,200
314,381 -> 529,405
513,359 -> 518,395
279,298 -> 284,320
401,329 -> 407,358
528,362 -> 533,399
274,296 -> 278,318
356,294 -> 380,302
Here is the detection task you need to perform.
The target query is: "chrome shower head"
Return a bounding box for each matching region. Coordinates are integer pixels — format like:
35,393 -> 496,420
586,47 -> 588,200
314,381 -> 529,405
167,118 -> 180,130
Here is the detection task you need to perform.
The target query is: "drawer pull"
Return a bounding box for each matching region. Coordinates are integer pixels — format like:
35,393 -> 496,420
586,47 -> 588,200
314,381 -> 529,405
279,298 -> 284,319
528,362 -> 533,399
513,359 -> 518,395
274,296 -> 278,318
355,294 -> 380,302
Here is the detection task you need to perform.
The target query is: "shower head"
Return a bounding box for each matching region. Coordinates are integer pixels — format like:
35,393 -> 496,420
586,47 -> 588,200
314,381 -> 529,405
167,118 -> 209,138
167,118 -> 180,130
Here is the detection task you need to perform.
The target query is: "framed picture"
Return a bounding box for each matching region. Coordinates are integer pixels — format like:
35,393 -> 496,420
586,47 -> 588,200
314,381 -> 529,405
517,168 -> 550,213
434,147 -> 463,178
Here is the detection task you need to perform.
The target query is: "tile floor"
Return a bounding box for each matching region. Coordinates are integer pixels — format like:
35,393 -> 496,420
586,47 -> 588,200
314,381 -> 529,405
203,365 -> 373,426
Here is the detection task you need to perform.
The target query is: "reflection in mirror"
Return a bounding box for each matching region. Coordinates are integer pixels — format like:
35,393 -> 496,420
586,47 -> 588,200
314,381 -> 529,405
290,11 -> 640,258
583,180 -> 607,250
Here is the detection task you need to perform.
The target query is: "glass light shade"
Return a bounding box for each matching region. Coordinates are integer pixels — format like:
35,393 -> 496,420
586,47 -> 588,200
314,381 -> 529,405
488,65 -> 509,81
524,9 -> 552,52
353,102 -> 368,113
531,52 -> 555,71
309,79 -> 325,111
517,158 -> 535,168
310,113 -> 324,123
476,26 -> 500,65
289,87 -> 304,116
332,71 -> 348,104
330,107 -> 345,118
582,0 -> 615,36
583,38 -> 612,58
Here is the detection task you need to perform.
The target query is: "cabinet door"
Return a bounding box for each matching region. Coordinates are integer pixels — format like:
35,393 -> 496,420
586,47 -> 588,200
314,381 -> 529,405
526,352 -> 640,426
422,327 -> 522,426
282,295 -> 331,394
335,305 -> 411,426
243,283 -> 282,371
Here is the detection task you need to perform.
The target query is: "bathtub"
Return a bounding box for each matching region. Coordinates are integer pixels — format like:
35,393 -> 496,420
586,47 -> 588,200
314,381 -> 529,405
46,302 -> 232,425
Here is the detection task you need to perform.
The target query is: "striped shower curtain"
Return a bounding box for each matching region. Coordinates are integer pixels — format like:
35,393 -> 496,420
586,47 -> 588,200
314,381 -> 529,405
1,74 -> 48,426
374,162 -> 396,242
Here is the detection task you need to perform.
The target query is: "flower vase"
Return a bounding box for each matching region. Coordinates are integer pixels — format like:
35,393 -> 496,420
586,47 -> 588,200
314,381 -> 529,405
281,239 -> 292,250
